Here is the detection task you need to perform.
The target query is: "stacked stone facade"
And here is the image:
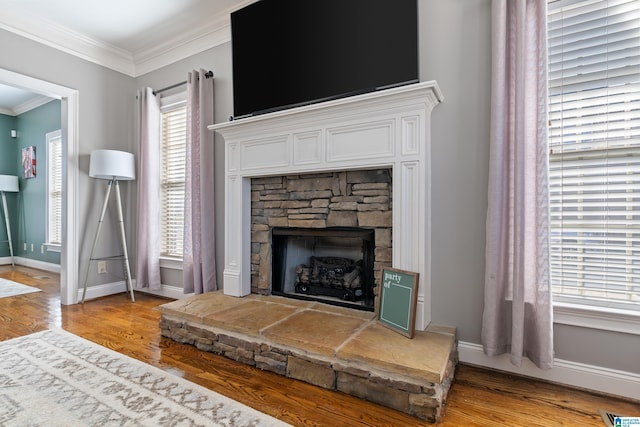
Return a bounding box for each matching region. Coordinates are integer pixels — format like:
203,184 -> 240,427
160,315 -> 457,423
250,169 -> 393,296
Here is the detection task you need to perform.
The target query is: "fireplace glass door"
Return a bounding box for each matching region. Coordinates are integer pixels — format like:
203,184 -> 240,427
272,227 -> 375,310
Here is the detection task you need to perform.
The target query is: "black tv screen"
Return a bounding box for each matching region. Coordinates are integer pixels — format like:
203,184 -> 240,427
231,0 -> 419,119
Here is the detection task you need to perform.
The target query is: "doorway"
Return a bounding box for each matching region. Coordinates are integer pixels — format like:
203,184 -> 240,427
0,68 -> 78,305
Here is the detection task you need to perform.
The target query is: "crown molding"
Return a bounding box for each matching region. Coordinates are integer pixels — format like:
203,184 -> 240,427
0,1 -> 256,78
0,95 -> 51,116
0,8 -> 135,76
132,20 -> 231,77
130,0 -> 253,76
12,95 -> 55,115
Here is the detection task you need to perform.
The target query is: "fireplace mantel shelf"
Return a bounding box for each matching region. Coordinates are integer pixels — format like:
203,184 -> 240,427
210,81 -> 443,132
209,81 -> 442,330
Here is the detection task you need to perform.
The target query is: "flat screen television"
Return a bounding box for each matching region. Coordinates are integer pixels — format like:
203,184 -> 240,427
230,0 -> 419,119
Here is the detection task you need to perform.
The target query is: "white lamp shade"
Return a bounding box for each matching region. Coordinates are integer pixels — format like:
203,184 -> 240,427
0,175 -> 19,192
89,149 -> 135,180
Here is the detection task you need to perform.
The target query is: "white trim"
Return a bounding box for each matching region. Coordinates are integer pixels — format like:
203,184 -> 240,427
136,284 -> 191,300
77,280 -> 127,302
77,279 -> 189,302
9,256 -> 61,273
0,8 -> 134,76
0,0 -> 255,77
159,257 -> 183,271
458,341 -> 640,400
133,22 -> 230,77
0,95 -> 54,116
554,303 -> 640,336
12,95 -> 55,115
0,68 -> 78,305
159,92 -> 187,109
61,89 -> 79,305
44,243 -> 61,253
211,81 -> 442,330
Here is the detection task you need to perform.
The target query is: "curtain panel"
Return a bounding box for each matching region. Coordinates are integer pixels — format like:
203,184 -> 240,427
482,0 -> 554,370
135,87 -> 162,290
182,69 -> 217,294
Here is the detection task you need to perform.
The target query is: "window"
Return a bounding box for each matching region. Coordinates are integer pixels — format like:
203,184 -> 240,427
45,129 -> 62,251
548,0 -> 640,311
160,94 -> 187,259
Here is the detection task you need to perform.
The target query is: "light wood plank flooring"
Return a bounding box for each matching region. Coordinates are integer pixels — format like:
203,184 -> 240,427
1,265 -> 638,426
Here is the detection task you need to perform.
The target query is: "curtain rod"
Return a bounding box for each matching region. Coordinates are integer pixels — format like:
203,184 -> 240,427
153,70 -> 213,96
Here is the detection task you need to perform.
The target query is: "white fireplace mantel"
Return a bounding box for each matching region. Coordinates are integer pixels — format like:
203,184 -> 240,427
209,81 -> 443,330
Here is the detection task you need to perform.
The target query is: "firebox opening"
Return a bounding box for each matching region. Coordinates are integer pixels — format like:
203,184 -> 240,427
272,227 -> 375,311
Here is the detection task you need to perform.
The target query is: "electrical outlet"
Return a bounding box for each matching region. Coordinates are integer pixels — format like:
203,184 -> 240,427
97,261 -> 107,274
41,245 -> 44,254
30,243 -> 34,252
23,243 -> 27,251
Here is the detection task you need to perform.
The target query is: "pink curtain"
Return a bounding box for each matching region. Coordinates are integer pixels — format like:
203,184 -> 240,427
135,87 -> 162,290
482,0 -> 553,369
183,69 -> 217,294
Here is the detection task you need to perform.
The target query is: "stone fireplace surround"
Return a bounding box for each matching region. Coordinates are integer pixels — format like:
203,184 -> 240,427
250,168 -> 393,309
158,82 -> 457,423
210,81 -> 443,330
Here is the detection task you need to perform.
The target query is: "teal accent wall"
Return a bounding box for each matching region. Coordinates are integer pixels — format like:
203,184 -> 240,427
14,100 -> 62,264
0,113 -> 18,257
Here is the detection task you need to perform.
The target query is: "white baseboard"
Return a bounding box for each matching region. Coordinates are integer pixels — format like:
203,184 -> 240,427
0,256 -> 61,273
458,341 -> 640,400
135,283 -> 192,300
77,280 -> 128,302
79,279 -> 190,302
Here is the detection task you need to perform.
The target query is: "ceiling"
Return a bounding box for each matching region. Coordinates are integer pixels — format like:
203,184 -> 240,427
0,0 -> 253,113
0,83 -> 53,116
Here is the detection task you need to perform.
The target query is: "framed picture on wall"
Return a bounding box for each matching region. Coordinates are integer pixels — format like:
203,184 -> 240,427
22,146 -> 36,178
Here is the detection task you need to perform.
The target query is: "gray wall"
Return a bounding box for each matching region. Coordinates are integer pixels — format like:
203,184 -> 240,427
420,0 -> 639,374
0,28 -> 136,287
0,0 -> 636,377
422,0 -> 491,345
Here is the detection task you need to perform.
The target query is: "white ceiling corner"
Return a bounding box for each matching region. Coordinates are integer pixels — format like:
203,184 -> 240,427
132,15 -> 233,77
0,0 -> 255,78
0,7 -> 136,76
12,95 -> 56,116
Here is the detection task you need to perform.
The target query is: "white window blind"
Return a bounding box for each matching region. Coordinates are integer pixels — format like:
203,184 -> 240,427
548,0 -> 640,310
160,101 -> 187,258
46,130 -> 62,248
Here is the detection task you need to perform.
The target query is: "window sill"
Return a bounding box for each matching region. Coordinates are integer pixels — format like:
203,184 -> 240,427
553,303 -> 640,336
44,243 -> 61,253
159,257 -> 183,270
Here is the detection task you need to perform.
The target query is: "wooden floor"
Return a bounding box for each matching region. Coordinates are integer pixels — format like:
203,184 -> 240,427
1,265 -> 638,426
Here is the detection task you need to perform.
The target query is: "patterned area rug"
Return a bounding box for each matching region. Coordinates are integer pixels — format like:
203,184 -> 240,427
0,329 -> 290,427
0,278 -> 41,299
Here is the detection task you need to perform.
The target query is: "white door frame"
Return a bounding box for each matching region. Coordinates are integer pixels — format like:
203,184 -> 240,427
0,68 -> 79,305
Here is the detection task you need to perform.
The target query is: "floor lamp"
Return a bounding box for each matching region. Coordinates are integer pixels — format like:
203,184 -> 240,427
82,150 -> 136,303
0,175 -> 18,267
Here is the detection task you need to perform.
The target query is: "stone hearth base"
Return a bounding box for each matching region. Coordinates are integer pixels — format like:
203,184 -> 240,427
158,293 -> 457,423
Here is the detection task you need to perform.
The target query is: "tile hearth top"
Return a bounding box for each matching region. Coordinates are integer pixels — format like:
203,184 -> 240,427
157,292 -> 456,384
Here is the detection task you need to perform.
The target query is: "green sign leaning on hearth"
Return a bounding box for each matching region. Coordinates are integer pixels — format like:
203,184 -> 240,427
377,268 -> 419,338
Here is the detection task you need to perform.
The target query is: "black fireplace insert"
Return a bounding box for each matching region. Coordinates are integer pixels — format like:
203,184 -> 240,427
271,227 -> 375,310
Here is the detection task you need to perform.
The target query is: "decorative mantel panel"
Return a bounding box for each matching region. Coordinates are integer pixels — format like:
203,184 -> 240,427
209,81 -> 443,330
